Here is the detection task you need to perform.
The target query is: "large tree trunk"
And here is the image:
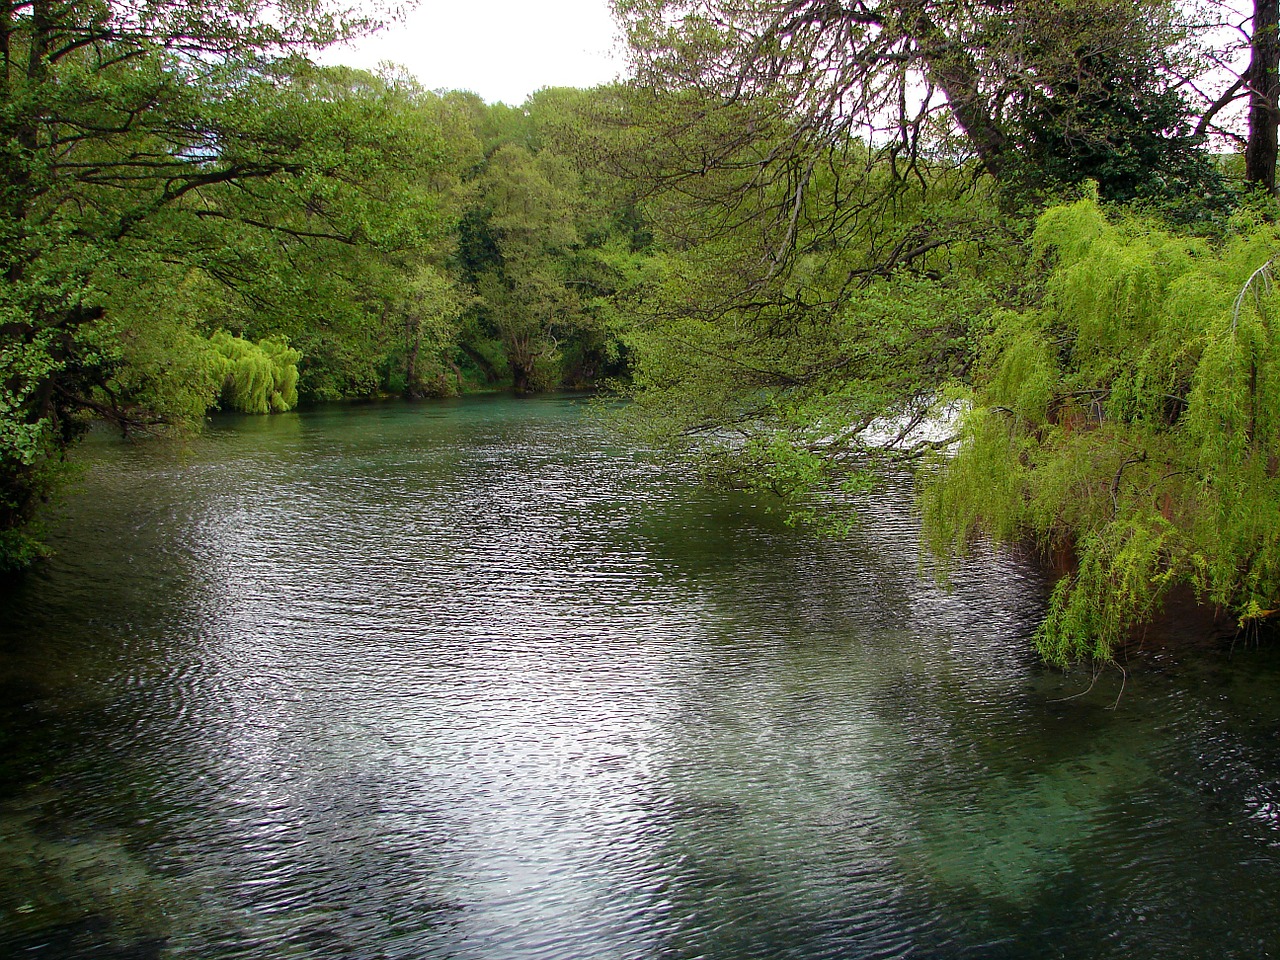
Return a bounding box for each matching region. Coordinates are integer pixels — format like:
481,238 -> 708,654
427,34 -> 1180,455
1247,0 -> 1280,192
510,357 -> 533,394
459,343 -> 500,383
900,3 -> 1013,186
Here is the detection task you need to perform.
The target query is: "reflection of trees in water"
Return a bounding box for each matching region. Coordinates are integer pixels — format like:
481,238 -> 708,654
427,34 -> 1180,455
622,477 -> 1280,956
629,471 -> 1052,660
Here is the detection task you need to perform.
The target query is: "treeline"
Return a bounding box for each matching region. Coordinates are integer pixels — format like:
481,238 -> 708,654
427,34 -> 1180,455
0,0 -> 651,567
9,0 -> 1280,666
201,82 -> 645,403
603,0 -> 1280,664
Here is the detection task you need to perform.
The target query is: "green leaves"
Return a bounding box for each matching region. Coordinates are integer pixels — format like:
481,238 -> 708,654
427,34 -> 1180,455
209,332 -> 301,414
0,2 -> 461,567
923,198 -> 1280,663
615,128 -> 1007,521
0,333 -> 61,469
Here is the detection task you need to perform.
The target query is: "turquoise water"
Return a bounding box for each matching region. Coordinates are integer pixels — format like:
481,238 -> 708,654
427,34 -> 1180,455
1,394 -> 1277,958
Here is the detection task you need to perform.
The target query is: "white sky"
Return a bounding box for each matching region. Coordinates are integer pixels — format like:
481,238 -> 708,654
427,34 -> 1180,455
320,0 -> 631,105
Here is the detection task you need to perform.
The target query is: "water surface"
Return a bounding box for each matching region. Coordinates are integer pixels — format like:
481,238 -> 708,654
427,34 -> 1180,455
2,395 -> 1277,958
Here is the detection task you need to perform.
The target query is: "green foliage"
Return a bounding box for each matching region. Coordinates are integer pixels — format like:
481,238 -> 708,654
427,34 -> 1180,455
0,2 -> 451,566
1001,0 -> 1222,207
612,0 -> 1223,210
611,99 -> 1014,516
387,265 -> 472,398
0,526 -> 52,573
456,90 -> 648,392
175,68 -> 470,403
922,198 -> 1280,664
209,333 -> 301,414
0,332 -> 63,570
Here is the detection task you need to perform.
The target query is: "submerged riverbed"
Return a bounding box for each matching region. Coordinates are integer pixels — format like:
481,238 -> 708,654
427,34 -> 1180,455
1,394 -> 1277,959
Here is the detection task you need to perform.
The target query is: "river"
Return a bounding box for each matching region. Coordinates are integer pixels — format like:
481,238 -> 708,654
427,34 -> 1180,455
1,394 -> 1277,959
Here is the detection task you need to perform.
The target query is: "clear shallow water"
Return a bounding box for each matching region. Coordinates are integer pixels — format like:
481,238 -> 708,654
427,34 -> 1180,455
1,394 -> 1277,959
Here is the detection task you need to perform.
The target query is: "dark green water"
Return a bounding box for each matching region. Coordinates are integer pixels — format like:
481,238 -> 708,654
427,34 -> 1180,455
1,394 -> 1277,959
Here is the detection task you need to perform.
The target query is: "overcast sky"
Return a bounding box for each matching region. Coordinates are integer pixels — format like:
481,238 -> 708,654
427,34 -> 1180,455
319,0 -> 631,105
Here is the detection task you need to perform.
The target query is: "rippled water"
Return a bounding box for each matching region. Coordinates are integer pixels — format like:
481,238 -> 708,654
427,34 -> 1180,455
1,394 -> 1278,959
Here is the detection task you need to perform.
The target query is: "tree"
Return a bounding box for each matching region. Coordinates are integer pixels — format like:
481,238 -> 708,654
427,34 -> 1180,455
211,72 -> 476,401
613,149 -> 1011,506
0,0 -> 416,568
209,332 -> 301,414
604,0 -> 1272,662
463,144 -> 583,391
456,99 -> 642,395
922,198 -> 1280,663
599,1 -> 1222,461
1182,1 -> 1280,192
1246,0 -> 1280,189
391,265 -> 470,398
596,1 -> 1052,485
1006,4 -> 1219,203
612,0 -> 1216,208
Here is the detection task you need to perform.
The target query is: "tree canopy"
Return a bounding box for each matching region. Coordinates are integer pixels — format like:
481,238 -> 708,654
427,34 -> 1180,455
8,0 -> 1280,669
612,0 -> 1223,204
601,0 -> 1280,662
923,197 -> 1280,664
0,0 -> 427,565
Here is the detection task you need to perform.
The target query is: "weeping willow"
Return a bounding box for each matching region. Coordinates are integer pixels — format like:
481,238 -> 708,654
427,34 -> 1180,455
209,332 -> 301,414
922,198 -> 1280,664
